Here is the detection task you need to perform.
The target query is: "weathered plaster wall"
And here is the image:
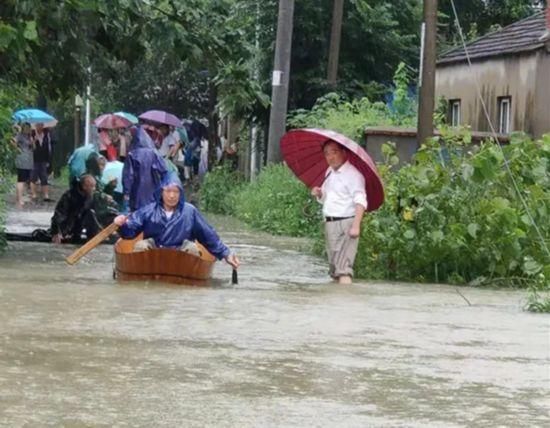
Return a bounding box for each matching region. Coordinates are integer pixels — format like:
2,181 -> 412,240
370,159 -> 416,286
435,52 -> 548,137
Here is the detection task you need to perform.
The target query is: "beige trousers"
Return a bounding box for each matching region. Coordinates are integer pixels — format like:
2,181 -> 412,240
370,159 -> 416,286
324,217 -> 358,278
133,238 -> 202,256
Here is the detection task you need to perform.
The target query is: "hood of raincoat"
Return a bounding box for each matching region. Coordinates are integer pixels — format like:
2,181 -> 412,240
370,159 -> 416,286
129,125 -> 155,151
155,172 -> 185,210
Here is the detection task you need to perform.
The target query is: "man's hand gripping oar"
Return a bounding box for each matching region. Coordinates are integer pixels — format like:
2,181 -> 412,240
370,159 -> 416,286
65,222 -> 119,265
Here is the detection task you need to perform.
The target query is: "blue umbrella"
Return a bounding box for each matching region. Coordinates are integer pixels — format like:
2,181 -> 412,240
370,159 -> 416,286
114,111 -> 139,124
102,160 -> 124,193
13,108 -> 58,127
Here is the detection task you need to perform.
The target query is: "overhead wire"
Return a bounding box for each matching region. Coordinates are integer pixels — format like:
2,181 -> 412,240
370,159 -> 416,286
448,0 -> 550,260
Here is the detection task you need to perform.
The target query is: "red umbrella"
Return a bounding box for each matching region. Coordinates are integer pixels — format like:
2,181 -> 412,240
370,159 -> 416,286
280,128 -> 384,212
93,113 -> 132,129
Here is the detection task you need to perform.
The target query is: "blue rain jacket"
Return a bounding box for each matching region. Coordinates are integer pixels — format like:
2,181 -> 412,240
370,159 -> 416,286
119,174 -> 230,260
122,126 -> 167,211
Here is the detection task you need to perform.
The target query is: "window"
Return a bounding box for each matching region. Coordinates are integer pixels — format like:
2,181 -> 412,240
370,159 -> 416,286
449,99 -> 461,126
498,96 -> 511,134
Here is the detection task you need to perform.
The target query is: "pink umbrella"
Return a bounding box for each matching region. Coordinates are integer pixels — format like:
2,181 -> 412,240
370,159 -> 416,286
94,113 -> 132,129
280,128 -> 384,212
139,110 -> 182,128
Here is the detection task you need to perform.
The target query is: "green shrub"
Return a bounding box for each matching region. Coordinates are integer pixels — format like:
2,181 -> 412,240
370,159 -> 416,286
199,165 -> 244,215
350,131 -> 549,289
287,63 -> 417,141
288,93 -> 415,143
232,164 -> 322,237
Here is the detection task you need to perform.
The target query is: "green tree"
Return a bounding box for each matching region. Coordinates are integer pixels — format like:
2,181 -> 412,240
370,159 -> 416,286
438,0 -> 544,50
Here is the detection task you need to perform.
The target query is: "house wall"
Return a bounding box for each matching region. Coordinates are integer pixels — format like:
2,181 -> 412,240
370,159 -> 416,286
435,52 -> 548,137
533,46 -> 550,137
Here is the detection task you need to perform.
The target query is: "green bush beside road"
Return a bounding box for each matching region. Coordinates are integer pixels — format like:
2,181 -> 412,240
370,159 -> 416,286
200,110 -> 549,311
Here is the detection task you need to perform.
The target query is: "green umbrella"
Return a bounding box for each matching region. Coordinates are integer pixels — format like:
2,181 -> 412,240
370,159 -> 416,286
114,111 -> 138,124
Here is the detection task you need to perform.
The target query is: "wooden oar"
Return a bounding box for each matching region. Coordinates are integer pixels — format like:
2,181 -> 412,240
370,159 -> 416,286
65,222 -> 119,265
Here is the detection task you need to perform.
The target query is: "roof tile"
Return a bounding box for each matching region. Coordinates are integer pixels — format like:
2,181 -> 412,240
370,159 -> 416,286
438,11 -> 547,65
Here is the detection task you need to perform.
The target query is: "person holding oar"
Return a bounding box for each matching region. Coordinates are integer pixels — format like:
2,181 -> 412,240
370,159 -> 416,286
113,173 -> 240,270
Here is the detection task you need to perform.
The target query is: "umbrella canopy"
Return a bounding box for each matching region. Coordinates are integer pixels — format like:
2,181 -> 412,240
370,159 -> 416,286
114,111 -> 138,124
102,160 -> 124,193
139,110 -> 182,128
280,128 -> 384,212
94,113 -> 132,129
12,109 -> 58,127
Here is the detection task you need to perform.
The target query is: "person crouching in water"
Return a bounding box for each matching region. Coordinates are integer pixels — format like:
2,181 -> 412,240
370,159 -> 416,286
113,173 -> 240,270
50,174 -> 117,244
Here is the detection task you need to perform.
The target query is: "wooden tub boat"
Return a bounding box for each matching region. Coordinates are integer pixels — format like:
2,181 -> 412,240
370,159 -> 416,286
114,234 -> 216,285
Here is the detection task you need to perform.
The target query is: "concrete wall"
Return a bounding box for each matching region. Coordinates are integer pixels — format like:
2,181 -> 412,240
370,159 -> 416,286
435,51 -> 549,137
364,133 -> 417,165
364,127 -> 510,166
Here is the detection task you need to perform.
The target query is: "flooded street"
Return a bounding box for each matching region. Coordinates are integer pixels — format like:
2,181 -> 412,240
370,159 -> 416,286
1,206 -> 549,427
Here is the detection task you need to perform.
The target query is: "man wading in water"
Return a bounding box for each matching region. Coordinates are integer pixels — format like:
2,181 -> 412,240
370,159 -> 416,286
311,141 -> 367,285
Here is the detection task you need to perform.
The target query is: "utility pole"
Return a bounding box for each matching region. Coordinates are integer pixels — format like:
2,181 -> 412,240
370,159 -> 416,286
417,0 -> 438,148
74,94 -> 83,149
267,0 -> 295,164
250,0 -> 261,179
84,66 -> 92,146
327,0 -> 344,86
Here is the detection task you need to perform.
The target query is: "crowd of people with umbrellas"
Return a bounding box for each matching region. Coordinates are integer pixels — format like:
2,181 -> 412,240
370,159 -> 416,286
11,108 -> 58,208
10,108 -> 221,245
11,107 -> 384,283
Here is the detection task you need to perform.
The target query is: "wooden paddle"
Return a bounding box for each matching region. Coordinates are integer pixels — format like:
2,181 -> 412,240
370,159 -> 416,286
65,222 -> 119,265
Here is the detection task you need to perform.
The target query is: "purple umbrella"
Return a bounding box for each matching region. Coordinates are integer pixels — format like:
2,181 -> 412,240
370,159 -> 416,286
139,110 -> 182,128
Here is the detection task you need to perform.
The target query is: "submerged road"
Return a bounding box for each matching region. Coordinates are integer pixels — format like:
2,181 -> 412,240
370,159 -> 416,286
0,198 -> 549,427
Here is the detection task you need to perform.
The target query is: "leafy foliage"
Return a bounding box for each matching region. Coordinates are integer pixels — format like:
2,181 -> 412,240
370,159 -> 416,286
199,164 -> 244,215
287,61 -> 417,139
287,0 -> 422,107
232,164 -> 322,237
200,164 -> 321,237
354,131 -> 549,289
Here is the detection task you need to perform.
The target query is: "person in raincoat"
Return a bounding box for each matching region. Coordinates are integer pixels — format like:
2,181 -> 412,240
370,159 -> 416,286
122,125 -> 168,212
113,173 -> 240,269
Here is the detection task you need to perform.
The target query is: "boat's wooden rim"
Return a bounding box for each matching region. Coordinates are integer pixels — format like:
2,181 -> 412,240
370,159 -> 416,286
114,234 -> 216,284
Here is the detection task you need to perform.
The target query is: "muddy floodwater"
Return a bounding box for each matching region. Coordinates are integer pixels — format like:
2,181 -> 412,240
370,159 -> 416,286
1,207 -> 549,427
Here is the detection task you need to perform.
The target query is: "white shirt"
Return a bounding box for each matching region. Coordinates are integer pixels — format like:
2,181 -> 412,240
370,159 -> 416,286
319,161 -> 367,217
158,134 -> 177,158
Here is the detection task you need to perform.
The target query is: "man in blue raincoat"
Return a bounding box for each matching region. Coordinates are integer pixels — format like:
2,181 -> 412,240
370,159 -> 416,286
113,173 -> 240,269
122,126 -> 168,211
